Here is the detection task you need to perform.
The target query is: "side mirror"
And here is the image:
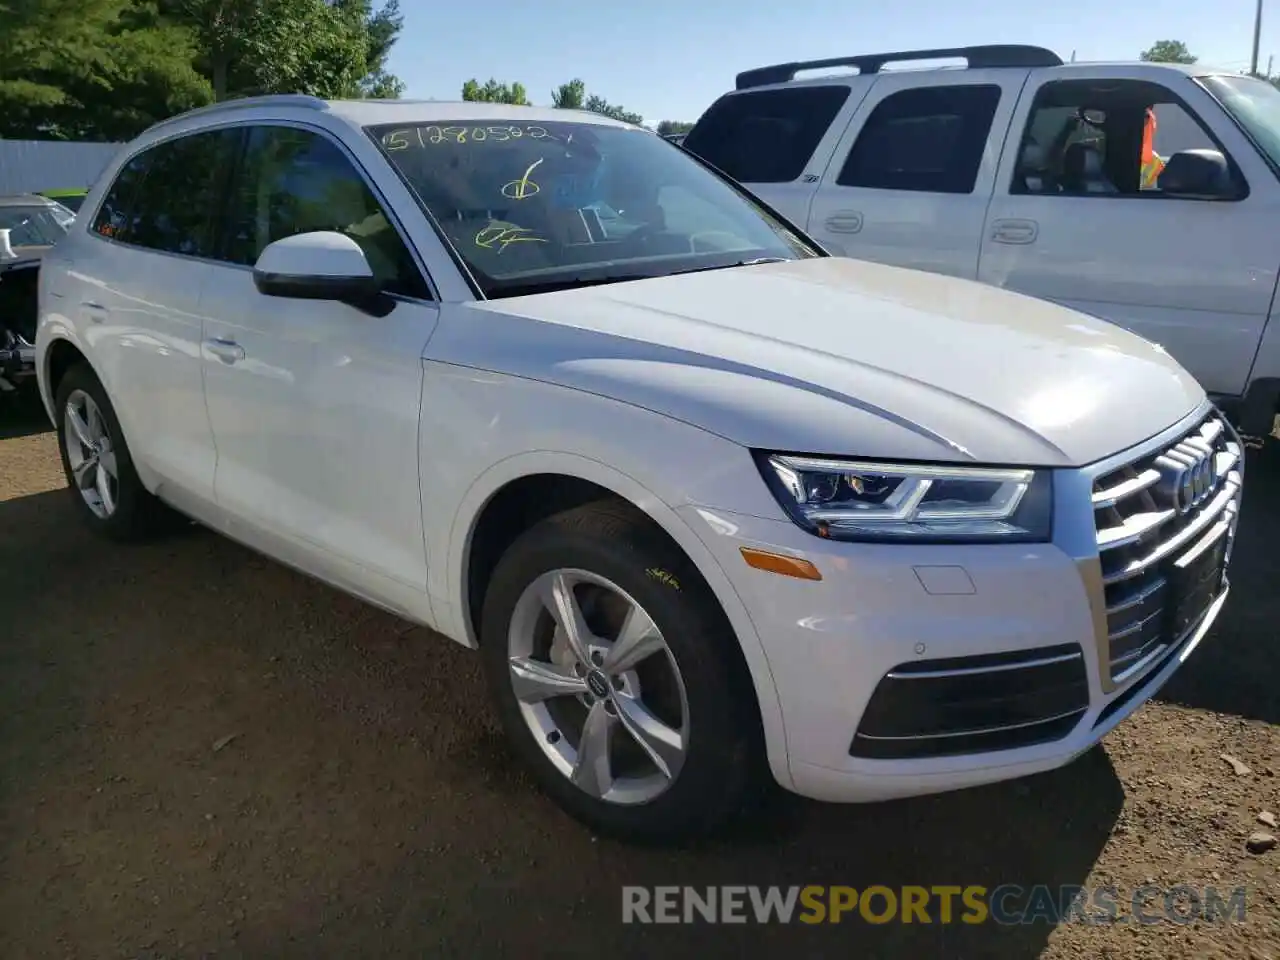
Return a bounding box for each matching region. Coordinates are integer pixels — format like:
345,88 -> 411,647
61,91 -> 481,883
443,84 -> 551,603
1157,149 -> 1240,200
252,231 -> 392,316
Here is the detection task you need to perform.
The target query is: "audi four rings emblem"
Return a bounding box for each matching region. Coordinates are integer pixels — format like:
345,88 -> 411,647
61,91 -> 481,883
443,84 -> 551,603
1155,442 -> 1217,514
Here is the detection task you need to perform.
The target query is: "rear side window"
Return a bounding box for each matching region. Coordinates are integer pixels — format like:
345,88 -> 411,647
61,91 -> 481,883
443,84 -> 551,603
91,153 -> 151,242
683,86 -> 851,184
837,84 -> 1002,194
122,129 -> 241,257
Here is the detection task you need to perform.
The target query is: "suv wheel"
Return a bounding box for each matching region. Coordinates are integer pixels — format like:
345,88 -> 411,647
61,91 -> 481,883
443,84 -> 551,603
54,363 -> 173,540
480,501 -> 759,842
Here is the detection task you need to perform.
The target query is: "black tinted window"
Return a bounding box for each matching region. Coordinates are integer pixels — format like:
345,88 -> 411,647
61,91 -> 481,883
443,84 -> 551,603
684,86 -> 851,183
91,153 -> 151,243
125,130 -> 240,256
837,85 -> 1001,194
224,126 -> 428,299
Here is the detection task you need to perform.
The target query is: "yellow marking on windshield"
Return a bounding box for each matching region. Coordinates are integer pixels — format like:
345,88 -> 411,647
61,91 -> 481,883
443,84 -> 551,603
501,158 -> 543,200
474,223 -> 546,253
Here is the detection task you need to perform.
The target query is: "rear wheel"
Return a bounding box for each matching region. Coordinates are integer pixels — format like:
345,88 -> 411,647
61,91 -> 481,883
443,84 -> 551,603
480,501 -> 760,842
54,363 -> 174,540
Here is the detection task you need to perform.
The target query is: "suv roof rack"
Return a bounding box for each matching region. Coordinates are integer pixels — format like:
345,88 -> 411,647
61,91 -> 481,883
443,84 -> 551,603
735,44 -> 1063,90
145,94 -> 328,134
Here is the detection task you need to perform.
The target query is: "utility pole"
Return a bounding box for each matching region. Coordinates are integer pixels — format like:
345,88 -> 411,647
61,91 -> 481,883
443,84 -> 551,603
1252,0 -> 1264,76
1070,49 -> 1077,62
1270,54 -> 1275,77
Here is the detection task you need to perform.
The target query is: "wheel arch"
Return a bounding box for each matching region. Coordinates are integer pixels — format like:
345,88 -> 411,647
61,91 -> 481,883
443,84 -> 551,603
445,451 -> 792,789
40,333 -> 156,490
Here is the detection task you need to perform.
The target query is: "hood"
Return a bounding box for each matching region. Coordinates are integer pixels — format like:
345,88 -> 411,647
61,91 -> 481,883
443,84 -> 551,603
433,257 -> 1204,467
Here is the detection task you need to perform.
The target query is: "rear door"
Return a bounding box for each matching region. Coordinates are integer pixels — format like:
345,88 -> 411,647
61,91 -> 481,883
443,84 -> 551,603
806,69 -> 1029,277
682,82 -> 869,229
77,128 -> 240,507
977,68 -> 1280,397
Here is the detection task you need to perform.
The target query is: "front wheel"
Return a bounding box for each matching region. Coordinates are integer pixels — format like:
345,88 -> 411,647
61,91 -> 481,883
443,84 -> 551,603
480,501 -> 760,842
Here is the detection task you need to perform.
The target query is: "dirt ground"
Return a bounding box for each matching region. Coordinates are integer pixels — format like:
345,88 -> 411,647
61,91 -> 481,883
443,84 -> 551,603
2,392 -> 1280,960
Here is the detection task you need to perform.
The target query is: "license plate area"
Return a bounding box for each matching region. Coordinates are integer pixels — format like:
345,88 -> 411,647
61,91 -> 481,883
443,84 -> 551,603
1168,523 -> 1229,638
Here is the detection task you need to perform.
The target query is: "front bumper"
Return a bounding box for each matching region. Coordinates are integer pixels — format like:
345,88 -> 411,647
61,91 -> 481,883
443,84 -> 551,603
680,401 -> 1242,803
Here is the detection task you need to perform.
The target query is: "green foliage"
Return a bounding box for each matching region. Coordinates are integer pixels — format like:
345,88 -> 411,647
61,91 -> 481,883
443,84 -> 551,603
461,78 -> 530,105
549,78 -> 642,125
170,0 -> 404,101
551,78 -> 585,110
0,0 -> 212,139
656,120 -> 693,137
0,0 -> 405,140
1139,40 -> 1197,64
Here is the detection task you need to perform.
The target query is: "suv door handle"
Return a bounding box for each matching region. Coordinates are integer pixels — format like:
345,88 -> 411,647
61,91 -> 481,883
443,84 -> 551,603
990,218 -> 1039,245
204,337 -> 245,364
823,211 -> 864,234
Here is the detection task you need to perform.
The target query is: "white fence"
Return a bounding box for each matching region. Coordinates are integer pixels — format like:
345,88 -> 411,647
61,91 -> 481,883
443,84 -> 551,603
0,140 -> 124,196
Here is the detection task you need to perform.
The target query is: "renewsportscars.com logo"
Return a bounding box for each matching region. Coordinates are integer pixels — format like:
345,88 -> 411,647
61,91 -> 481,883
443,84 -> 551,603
621,885 -> 1249,926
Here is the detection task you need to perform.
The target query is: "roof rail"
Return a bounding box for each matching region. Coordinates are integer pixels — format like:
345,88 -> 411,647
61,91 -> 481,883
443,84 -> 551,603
144,94 -> 329,134
735,44 -> 1063,90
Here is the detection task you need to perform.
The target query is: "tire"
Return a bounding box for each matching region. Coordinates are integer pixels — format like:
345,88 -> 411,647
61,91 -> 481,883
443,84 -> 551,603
53,362 -> 174,540
479,500 -> 761,843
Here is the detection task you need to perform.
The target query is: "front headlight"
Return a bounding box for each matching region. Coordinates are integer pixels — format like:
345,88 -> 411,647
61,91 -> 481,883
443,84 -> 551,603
755,453 -> 1053,542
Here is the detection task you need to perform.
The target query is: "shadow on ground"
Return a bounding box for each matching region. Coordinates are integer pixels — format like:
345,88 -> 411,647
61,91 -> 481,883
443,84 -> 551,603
0,482 -> 1126,958
0,387 -> 51,440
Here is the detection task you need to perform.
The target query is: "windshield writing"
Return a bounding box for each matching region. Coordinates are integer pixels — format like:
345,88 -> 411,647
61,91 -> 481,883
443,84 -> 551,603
367,119 -> 817,297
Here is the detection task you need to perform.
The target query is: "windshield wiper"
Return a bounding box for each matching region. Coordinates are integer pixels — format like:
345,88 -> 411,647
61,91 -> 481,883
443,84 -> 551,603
486,273 -> 659,298
485,259 -> 793,299
669,256 -> 790,276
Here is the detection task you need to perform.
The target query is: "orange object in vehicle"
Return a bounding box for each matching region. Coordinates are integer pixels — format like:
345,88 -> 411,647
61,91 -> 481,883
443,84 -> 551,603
1140,107 -> 1165,188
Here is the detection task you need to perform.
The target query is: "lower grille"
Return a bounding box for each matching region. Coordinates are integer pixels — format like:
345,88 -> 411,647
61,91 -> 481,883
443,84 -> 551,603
1091,411 -> 1242,683
850,644 -> 1089,760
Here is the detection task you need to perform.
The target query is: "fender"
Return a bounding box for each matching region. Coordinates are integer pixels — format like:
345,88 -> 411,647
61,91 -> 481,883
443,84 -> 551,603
442,448 -> 794,790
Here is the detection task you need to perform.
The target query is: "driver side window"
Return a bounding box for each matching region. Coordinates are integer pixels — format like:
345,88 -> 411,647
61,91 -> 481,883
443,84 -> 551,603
223,125 -> 430,299
1011,79 -> 1242,199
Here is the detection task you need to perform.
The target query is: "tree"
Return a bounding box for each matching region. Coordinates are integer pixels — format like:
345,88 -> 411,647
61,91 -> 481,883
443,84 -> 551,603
167,0 -> 404,101
551,78 -> 585,110
461,77 -> 530,105
0,0 -> 212,140
550,78 -> 642,125
1140,40 -> 1197,64
656,120 -> 694,137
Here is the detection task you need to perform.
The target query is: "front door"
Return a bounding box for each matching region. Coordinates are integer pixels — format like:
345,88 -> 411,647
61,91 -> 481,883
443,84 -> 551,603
977,67 -> 1280,398
199,123 -> 439,609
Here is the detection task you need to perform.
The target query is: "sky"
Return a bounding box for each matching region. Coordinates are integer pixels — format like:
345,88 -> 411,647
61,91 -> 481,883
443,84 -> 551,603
384,0 -> 1278,125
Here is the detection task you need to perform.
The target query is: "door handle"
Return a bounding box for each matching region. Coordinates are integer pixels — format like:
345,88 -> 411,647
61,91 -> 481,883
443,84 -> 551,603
204,337 -> 245,364
823,211 -> 864,234
990,219 -> 1039,245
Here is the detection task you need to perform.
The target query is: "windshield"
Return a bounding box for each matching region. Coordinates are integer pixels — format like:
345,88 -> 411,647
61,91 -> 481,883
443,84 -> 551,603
366,119 -> 819,297
1200,74 -> 1280,171
0,205 -> 70,251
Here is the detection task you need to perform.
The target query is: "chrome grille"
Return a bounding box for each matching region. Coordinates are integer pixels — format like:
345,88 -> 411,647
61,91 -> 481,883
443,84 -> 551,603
1091,412 -> 1243,683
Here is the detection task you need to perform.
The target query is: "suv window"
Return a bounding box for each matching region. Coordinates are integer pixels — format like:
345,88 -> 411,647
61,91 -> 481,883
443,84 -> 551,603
683,86 -> 852,183
115,130 -> 240,256
836,84 -> 1002,194
1011,79 -> 1236,197
223,125 -> 428,300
